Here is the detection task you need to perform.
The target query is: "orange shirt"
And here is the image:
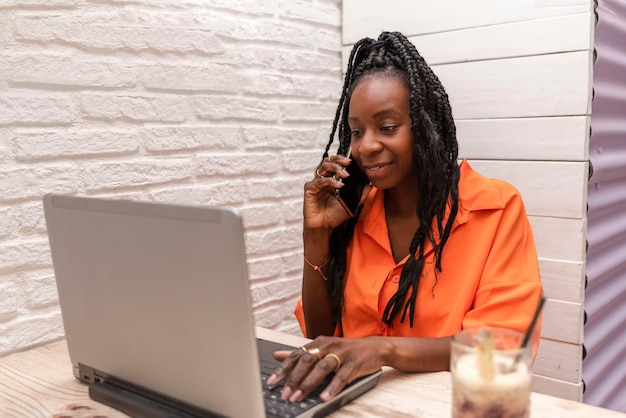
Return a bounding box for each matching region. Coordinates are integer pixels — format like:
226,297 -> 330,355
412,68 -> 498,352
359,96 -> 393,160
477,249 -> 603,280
295,160 -> 543,347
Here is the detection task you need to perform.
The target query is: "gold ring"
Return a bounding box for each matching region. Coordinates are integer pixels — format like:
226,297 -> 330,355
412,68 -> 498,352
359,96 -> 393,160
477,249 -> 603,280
324,353 -> 341,371
316,168 -> 323,178
299,346 -> 307,353
327,156 -> 332,163
306,347 -> 322,359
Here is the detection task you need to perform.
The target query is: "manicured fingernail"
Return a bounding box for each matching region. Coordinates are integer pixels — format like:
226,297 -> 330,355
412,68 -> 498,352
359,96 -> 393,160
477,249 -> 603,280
281,386 -> 292,401
320,390 -> 332,401
266,374 -> 277,385
289,389 -> 303,403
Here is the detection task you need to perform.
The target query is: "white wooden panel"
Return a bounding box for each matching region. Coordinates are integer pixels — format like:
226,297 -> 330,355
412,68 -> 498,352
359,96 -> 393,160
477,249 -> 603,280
410,14 -> 592,64
436,52 -> 592,119
539,259 -> 585,304
457,116 -> 589,161
541,299 -> 584,344
534,338 -> 582,383
343,13 -> 592,67
341,51 -> 592,119
530,217 -> 586,262
468,160 -> 588,219
532,374 -> 584,401
344,0 -> 592,44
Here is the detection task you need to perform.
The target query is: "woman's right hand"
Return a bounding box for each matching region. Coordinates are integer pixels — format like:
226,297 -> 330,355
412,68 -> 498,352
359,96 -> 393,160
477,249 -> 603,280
303,155 -> 355,231
267,335 -> 388,403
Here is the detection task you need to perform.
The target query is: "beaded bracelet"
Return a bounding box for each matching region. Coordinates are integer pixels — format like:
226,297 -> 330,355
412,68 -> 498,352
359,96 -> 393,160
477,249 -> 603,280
303,255 -> 330,281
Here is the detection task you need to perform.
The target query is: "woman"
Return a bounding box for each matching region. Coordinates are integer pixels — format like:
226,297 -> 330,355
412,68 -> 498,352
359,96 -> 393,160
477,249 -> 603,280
266,31 -> 543,403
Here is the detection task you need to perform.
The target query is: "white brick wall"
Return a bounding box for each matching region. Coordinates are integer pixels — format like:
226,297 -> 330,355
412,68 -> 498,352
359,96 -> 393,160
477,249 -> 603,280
0,0 -> 342,357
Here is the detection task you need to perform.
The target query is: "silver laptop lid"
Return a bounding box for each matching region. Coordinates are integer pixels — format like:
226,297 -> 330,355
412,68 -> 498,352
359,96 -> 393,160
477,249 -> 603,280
43,194 -> 265,418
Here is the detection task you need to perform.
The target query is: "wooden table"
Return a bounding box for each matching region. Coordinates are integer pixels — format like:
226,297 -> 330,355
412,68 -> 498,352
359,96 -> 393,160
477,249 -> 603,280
0,327 -> 623,417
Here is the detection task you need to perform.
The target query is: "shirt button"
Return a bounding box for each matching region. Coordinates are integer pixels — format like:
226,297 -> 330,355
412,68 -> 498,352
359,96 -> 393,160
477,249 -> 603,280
392,275 -> 400,283
379,324 -> 386,333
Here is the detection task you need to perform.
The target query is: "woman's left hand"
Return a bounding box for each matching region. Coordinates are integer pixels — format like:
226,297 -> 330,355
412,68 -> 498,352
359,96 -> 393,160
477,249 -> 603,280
265,335 -> 387,402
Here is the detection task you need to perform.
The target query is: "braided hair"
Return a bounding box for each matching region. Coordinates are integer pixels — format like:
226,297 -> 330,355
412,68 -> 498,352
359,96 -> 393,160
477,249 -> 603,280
321,31 -> 460,329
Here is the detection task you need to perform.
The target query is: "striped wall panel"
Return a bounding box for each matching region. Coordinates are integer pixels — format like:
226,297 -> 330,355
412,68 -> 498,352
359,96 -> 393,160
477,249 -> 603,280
583,0 -> 626,412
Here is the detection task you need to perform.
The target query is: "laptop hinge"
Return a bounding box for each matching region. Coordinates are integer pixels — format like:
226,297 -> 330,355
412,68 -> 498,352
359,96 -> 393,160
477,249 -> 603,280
78,363 -> 96,384
82,368 -> 225,418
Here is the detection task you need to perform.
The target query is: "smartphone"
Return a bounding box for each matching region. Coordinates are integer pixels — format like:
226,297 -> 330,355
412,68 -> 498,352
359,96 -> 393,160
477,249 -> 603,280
334,148 -> 369,217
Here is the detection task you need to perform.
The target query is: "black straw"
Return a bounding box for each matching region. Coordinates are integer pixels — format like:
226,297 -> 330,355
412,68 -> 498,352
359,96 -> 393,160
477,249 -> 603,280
514,296 -> 546,365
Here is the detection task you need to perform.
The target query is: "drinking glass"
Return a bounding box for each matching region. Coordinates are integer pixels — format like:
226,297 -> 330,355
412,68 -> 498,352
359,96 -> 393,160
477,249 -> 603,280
450,327 -> 532,418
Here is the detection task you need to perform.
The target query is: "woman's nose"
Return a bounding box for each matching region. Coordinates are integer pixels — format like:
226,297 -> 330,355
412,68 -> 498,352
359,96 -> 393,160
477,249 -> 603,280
358,131 -> 382,156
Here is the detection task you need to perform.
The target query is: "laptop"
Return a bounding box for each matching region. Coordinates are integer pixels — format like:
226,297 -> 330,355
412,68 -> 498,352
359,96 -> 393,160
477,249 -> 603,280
43,194 -> 382,418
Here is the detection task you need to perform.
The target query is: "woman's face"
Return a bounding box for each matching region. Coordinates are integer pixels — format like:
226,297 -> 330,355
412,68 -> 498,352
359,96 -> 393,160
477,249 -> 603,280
348,75 -> 418,191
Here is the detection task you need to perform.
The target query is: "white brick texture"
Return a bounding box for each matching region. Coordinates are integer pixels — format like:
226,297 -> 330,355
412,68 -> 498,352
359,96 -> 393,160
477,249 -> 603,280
0,0 -> 342,356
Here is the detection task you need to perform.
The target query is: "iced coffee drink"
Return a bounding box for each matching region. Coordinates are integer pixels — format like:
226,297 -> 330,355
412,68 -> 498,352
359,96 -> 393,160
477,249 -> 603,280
451,328 -> 532,418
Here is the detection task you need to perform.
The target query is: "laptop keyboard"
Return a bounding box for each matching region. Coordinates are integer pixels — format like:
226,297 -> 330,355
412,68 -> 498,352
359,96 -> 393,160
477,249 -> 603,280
257,339 -> 329,418
261,369 -> 323,418
261,361 -> 330,418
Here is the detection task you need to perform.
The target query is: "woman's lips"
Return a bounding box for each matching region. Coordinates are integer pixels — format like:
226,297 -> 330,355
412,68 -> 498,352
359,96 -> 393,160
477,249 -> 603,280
362,162 -> 391,178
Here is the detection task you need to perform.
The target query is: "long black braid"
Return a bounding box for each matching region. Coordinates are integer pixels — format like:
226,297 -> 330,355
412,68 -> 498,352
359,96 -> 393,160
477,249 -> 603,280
321,32 -> 460,330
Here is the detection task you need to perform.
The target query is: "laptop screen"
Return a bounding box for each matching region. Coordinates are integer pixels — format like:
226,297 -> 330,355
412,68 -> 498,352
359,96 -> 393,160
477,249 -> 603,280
44,194 -> 266,418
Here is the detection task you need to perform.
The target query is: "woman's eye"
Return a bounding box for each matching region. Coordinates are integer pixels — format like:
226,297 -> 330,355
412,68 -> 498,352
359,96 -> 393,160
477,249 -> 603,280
351,130 -> 362,137
381,125 -> 397,133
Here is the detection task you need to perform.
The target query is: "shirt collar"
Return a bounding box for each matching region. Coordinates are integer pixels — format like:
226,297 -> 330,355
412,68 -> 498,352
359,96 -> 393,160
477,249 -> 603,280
358,160 -> 506,258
